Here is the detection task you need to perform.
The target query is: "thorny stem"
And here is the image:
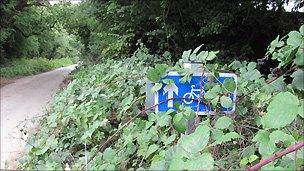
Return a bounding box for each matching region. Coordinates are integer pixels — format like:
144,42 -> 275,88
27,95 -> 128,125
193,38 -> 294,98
246,141 -> 304,171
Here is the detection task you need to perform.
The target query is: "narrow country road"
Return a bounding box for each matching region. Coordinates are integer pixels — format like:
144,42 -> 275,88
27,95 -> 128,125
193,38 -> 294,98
0,65 -> 76,169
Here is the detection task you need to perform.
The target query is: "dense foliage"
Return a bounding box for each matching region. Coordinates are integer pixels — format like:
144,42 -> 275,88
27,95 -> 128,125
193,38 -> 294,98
61,0 -> 303,62
20,26 -> 303,170
0,0 -> 81,63
1,0 -> 303,170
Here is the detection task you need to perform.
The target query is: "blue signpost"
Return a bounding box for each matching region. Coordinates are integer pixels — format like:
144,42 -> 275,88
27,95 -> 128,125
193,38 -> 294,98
155,72 -> 237,114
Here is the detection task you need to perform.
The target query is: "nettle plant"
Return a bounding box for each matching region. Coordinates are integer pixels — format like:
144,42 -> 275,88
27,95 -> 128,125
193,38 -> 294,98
21,26 -> 303,170
144,26 -> 304,170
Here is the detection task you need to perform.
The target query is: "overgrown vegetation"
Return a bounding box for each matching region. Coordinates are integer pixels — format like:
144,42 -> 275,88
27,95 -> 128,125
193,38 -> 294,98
1,0 -> 303,170
20,26 -> 303,170
0,57 -> 73,77
61,0 -> 303,63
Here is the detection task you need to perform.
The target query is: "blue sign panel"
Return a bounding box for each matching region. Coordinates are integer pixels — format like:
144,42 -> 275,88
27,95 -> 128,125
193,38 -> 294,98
155,72 -> 237,115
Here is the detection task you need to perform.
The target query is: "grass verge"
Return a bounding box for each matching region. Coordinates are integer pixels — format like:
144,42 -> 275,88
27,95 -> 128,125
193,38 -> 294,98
0,57 -> 74,78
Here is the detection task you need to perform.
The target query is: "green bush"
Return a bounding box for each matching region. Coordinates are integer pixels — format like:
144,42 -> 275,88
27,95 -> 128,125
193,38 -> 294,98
0,57 -> 74,77
20,27 -> 303,170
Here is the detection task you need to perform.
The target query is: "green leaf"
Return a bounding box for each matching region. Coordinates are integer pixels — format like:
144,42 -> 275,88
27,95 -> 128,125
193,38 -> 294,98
163,134 -> 176,146
298,100 -> 304,118
287,31 -> 302,47
147,64 -> 168,83
168,156 -> 185,170
196,51 -> 208,62
122,94 -> 133,106
247,62 -> 257,70
268,35 -> 283,53
248,155 -> 259,163
262,92 -> 299,129
145,144 -> 159,159
173,113 -> 187,133
253,130 -> 276,157
149,160 -> 166,170
211,131 -> 240,146
259,139 -> 276,157
243,69 -> 261,81
156,112 -> 171,127
223,79 -> 236,92
204,85 -> 221,100
179,124 -> 210,154
294,49 -> 304,65
211,95 -> 219,106
162,79 -> 174,85
220,96 -> 233,108
214,116 -> 233,129
291,69 -> 304,90
192,44 -> 203,54
269,130 -> 295,146
35,145 -> 49,155
184,153 -> 214,170
103,148 -> 116,162
151,83 -> 162,93
253,130 -> 270,143
240,157 -> 249,166
182,49 -> 192,61
300,25 -> 304,35
206,51 -> 219,61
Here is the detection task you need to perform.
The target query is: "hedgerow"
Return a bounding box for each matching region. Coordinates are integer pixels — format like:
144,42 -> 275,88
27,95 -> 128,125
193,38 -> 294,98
20,26 -> 303,170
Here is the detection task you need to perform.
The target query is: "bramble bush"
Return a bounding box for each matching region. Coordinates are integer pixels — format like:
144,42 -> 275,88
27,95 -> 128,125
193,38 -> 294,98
20,26 -> 303,170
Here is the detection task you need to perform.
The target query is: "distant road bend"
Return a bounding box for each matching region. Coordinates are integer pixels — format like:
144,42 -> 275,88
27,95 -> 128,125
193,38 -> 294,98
0,65 -> 76,169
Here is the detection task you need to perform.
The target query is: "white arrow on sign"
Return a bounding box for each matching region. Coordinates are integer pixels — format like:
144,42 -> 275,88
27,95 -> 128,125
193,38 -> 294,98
163,83 -> 179,107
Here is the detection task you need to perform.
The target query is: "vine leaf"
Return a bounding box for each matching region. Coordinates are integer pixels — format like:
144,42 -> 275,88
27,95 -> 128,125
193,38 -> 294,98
253,130 -> 276,157
291,69 -> 304,90
223,79 -> 236,92
103,148 -> 116,162
298,100 -> 304,118
287,31 -> 302,47
295,49 -> 304,65
173,113 -> 187,133
262,92 -> 299,129
269,130 -> 295,146
145,144 -> 159,159
248,155 -> 259,163
220,96 -> 233,108
178,124 -> 210,155
204,85 -> 221,100
151,83 -> 162,93
211,131 -> 240,146
147,64 -> 168,82
168,156 -> 185,170
214,116 -> 233,129
184,153 -> 214,170
240,157 -> 249,166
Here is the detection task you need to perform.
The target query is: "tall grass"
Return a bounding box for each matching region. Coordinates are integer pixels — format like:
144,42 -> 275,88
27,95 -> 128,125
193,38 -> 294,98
0,58 -> 74,77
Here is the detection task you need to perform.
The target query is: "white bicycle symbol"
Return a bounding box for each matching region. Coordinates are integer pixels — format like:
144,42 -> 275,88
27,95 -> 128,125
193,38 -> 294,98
183,85 -> 205,104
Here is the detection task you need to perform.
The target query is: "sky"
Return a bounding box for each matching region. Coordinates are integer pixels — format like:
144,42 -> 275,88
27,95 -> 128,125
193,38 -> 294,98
283,1 -> 304,12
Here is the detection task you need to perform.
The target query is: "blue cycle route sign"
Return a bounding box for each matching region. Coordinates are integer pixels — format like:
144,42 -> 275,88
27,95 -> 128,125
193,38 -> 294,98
155,71 -> 237,115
